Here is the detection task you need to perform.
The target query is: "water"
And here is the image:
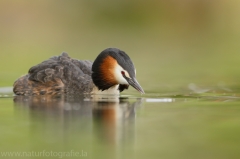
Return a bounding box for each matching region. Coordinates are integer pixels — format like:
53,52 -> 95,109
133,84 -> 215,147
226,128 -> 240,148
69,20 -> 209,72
1,90 -> 240,159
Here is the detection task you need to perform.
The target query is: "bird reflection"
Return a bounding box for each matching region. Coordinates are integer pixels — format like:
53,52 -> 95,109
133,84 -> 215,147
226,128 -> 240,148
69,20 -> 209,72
13,95 -> 143,148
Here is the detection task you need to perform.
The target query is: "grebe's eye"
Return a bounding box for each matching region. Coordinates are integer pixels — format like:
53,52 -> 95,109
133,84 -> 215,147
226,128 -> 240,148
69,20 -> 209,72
121,71 -> 125,76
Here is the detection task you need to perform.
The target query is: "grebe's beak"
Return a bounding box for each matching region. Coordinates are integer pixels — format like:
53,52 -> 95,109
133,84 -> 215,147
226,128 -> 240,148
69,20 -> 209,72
127,78 -> 145,94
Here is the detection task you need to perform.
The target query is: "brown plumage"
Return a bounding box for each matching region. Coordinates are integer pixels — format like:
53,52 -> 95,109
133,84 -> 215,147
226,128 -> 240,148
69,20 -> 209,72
13,52 -> 94,95
13,75 -> 64,95
100,56 -> 118,86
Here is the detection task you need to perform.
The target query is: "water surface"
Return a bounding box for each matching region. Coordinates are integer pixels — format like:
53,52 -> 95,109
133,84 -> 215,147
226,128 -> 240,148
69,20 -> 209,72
1,91 -> 240,159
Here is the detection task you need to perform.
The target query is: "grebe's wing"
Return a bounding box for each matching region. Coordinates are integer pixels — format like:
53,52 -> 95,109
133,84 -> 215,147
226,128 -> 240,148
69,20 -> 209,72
13,52 -> 93,95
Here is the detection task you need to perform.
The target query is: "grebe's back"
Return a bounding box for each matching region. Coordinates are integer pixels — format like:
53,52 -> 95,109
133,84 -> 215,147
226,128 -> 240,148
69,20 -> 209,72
13,52 -> 94,95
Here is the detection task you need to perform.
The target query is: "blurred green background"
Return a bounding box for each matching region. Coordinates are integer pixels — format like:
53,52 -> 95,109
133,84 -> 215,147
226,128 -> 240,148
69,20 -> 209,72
1,0 -> 240,93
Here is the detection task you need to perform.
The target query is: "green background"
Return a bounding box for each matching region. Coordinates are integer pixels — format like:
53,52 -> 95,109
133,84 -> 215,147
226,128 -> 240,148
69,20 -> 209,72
1,0 -> 240,93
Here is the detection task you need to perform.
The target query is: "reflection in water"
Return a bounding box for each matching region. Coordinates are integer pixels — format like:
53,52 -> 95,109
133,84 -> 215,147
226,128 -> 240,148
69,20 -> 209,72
13,95 -> 143,158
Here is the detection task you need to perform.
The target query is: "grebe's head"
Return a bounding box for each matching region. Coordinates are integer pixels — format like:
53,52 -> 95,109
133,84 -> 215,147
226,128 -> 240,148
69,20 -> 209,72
92,48 -> 144,94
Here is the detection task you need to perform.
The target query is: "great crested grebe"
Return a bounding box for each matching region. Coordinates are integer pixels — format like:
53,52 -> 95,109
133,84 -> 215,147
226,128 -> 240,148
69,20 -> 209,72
13,48 -> 144,95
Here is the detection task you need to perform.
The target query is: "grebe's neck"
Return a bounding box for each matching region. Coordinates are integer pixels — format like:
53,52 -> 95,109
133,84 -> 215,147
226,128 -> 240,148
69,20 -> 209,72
91,85 -> 120,95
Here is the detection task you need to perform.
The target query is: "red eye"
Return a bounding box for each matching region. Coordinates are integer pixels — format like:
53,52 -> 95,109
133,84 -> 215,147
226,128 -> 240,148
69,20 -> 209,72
121,71 -> 125,75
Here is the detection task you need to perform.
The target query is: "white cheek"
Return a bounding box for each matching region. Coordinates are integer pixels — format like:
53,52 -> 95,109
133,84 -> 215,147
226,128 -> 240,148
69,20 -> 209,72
114,65 -> 128,84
